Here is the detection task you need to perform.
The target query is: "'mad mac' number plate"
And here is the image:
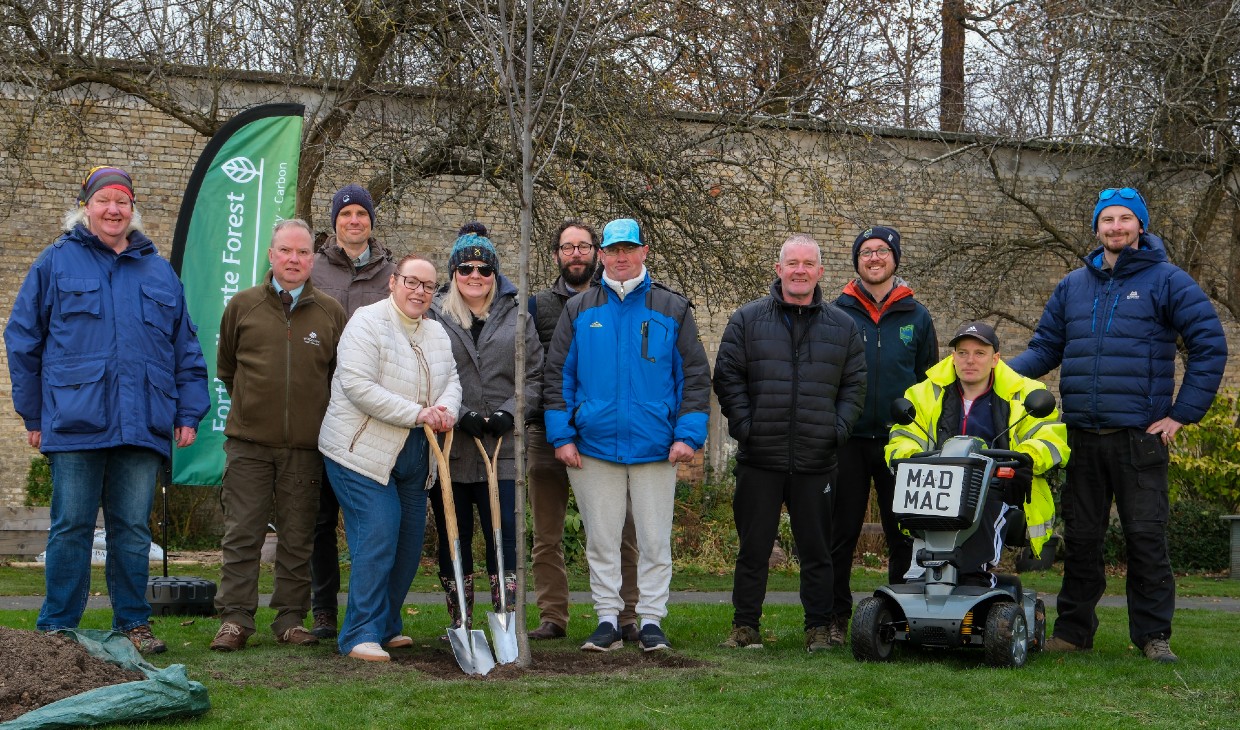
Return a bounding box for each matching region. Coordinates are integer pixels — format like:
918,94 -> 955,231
893,463 -> 967,517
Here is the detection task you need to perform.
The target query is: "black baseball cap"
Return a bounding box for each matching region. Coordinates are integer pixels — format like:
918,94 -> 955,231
948,321 -> 1000,350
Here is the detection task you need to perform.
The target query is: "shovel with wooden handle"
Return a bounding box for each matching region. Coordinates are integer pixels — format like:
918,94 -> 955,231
424,424 -> 495,676
475,435 -> 519,664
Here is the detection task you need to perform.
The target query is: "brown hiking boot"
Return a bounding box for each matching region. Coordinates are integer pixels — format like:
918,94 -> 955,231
529,621 -> 567,640
126,624 -> 166,655
277,626 -> 320,646
827,615 -> 849,648
719,625 -> 763,649
210,622 -> 249,652
621,623 -> 641,643
1142,638 -> 1179,663
1043,635 -> 1086,653
805,625 -> 833,653
311,610 -> 337,639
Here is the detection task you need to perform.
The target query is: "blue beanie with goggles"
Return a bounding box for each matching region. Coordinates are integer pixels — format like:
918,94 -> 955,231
1092,187 -> 1149,231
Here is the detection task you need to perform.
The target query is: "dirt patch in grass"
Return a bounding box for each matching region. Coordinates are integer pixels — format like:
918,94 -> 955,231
406,645 -> 712,680
207,644 -> 713,685
0,627 -> 145,722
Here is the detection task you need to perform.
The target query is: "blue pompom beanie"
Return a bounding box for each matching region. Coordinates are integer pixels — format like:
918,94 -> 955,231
448,233 -> 500,273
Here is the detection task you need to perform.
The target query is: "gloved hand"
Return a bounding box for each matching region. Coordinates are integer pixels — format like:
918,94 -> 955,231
1005,463 -> 1034,506
458,411 -> 486,439
485,410 -> 514,437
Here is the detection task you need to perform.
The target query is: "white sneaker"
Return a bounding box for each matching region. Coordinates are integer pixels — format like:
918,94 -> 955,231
348,642 -> 391,662
383,635 -> 413,649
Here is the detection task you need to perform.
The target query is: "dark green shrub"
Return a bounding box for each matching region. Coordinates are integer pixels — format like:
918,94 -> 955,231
1168,500 -> 1230,572
25,456 -> 52,506
1099,500 -> 1228,572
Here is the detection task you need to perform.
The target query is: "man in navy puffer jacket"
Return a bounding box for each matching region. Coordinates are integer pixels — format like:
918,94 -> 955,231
1008,187 -> 1227,663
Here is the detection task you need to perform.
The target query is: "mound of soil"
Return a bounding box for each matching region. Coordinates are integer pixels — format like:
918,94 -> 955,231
0,628 -> 145,722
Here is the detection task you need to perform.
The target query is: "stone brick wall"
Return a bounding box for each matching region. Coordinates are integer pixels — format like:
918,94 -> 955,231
1,90 -> 1237,505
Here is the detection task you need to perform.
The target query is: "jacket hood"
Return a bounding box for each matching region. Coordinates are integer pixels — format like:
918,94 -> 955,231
1084,232 -> 1168,278
838,277 -> 914,323
70,223 -> 156,257
318,235 -> 394,269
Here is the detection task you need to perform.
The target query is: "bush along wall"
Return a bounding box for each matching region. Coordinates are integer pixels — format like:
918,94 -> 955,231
1101,499 -> 1231,572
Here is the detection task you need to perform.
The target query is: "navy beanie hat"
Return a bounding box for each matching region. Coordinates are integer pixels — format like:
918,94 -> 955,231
448,232 -> 500,273
330,184 -> 376,228
852,226 -> 902,272
1092,187 -> 1149,231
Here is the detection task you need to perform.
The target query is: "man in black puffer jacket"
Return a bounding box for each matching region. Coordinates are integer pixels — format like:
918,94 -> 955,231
714,233 -> 867,652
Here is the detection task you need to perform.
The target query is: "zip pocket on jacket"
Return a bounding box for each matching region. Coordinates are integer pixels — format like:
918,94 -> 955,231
349,416 -> 372,452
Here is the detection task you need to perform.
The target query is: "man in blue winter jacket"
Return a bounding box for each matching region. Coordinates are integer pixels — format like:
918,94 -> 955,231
1008,187 -> 1228,663
543,217 -> 711,653
5,166 -> 210,654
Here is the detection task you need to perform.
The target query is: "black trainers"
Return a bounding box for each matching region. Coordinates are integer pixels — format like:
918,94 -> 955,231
581,622 -> 624,652
638,624 -> 671,652
311,610 -> 337,639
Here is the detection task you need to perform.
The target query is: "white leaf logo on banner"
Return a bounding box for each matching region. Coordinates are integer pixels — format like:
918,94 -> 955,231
221,157 -> 260,184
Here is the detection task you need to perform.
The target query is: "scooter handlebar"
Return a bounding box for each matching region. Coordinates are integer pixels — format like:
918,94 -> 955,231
977,448 -> 1033,469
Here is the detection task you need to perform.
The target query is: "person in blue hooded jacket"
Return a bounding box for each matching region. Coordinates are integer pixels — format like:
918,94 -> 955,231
543,218 -> 711,653
1007,187 -> 1228,663
4,167 -> 210,655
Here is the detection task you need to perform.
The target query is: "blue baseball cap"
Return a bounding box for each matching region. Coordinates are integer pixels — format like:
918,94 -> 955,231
1092,187 -> 1149,231
601,218 -> 643,248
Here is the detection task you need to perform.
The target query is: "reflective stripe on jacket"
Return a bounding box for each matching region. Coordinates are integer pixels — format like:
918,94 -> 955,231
885,357 -> 1069,557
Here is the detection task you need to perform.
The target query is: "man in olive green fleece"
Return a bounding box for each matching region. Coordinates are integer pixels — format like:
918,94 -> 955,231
210,219 -> 348,652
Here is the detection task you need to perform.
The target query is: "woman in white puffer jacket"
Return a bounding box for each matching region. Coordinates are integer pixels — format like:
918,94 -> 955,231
318,254 -> 461,662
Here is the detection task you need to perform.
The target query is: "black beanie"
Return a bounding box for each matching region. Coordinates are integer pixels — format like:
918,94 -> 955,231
330,184 -> 376,228
852,226 -> 902,272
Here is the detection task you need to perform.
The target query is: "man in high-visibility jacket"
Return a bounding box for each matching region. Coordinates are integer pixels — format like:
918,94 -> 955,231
886,321 -> 1068,586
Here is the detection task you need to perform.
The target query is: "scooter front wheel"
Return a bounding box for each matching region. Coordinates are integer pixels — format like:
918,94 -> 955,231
851,596 -> 897,662
984,601 -> 1028,668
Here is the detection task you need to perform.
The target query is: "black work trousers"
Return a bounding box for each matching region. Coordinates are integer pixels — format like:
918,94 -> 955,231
731,463 -> 835,631
830,438 -> 912,618
309,468 -> 341,615
1055,428 -> 1174,649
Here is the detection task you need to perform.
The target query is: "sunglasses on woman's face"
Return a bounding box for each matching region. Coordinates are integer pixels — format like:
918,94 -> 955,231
455,263 -> 495,277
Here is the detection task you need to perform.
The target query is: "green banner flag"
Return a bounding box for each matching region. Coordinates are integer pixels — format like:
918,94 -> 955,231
170,104 -> 304,486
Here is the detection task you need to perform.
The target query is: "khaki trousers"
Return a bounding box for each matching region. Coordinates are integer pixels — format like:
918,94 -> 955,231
216,438 -> 322,636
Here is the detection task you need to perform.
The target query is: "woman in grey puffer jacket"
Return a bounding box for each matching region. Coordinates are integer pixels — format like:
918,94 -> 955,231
428,224 -> 542,633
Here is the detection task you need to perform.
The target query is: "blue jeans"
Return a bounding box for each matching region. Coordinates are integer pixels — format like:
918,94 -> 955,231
38,447 -> 162,632
325,429 -> 430,655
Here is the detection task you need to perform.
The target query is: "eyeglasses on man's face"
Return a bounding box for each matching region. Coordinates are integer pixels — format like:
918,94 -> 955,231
558,243 -> 595,254
858,247 -> 892,260
396,274 -> 437,293
455,263 -> 495,277
601,244 -> 642,256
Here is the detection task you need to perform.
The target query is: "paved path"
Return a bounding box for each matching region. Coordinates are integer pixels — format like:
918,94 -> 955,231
3,591 -> 1238,612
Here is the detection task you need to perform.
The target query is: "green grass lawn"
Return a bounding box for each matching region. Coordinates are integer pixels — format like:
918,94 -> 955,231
3,561 -> 1238,599
0,603 -> 1235,729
